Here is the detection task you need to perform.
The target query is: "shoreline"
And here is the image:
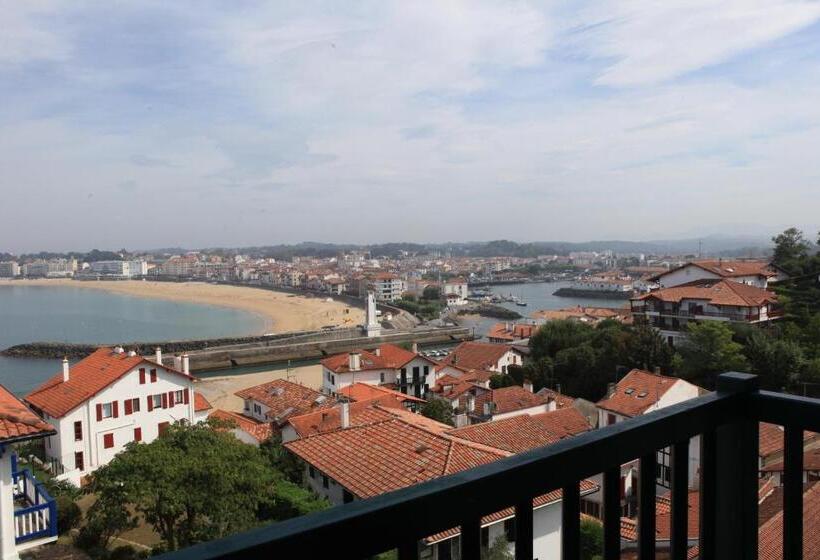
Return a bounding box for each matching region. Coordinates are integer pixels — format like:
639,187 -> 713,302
0,278 -> 364,335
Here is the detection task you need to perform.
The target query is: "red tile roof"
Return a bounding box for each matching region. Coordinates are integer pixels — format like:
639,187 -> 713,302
636,278 -> 777,307
321,343 -> 434,374
530,407 -> 592,440
761,445 -> 820,472
446,414 -> 562,453
758,422 -> 819,460
286,397 -> 404,438
490,386 -> 550,415
0,385 -> 55,442
235,379 -> 336,424
651,260 -> 779,282
209,409 -> 273,443
439,342 -> 517,371
193,392 -> 212,412
758,481 -> 820,560
536,388 -> 575,409
338,382 -> 426,404
25,348 -> 192,418
621,491 -> 700,542
486,323 -> 537,341
596,369 -> 680,418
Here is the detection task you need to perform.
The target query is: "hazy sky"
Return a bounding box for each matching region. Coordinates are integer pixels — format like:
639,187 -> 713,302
3,1 -> 820,253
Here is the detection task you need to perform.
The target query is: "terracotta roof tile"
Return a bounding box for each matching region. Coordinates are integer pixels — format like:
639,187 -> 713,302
596,369 -> 680,418
286,397 -> 403,438
209,409 -> 273,443
490,386 -> 550,415
487,323 -> 537,341
758,422 -> 818,460
446,415 -> 561,453
758,481 -> 820,560
235,379 -> 336,424
530,407 -> 592,440
193,392 -> 212,412
321,343 -> 434,374
439,342 -> 516,371
25,348 -> 192,418
339,382 -> 426,404
637,278 -> 777,307
0,385 -> 54,442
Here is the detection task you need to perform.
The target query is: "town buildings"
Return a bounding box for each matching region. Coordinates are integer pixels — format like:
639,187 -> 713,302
486,322 -> 537,344
24,347 -> 205,484
0,262 -> 19,277
320,343 -> 438,399
235,378 -> 336,428
630,278 -> 782,345
648,260 -> 788,289
439,341 -> 525,374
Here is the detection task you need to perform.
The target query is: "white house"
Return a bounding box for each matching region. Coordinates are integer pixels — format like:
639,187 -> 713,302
0,385 -> 58,558
442,278 -> 469,306
439,341 -> 525,374
648,260 -> 788,289
591,369 -> 702,515
25,347 -> 206,484
234,378 -> 336,428
321,343 -> 438,399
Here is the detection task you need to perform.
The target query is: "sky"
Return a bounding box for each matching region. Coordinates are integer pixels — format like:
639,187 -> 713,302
2,1 -> 820,253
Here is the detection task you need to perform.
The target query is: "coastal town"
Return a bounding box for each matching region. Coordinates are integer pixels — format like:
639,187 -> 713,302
0,228 -> 818,560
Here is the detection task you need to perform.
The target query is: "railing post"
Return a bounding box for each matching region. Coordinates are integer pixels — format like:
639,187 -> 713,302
714,372 -> 759,560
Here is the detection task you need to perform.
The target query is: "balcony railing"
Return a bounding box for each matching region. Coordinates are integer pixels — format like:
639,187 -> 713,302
11,457 -> 58,544
157,373 -> 818,560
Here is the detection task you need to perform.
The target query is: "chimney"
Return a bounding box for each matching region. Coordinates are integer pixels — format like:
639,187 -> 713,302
127,350 -> 137,357
62,358 -> 70,382
411,342 -> 418,354
348,352 -> 361,372
182,354 -> 190,375
340,402 -> 350,429
155,347 -> 162,364
114,346 -> 124,354
606,382 -> 616,398
374,347 -> 381,357
523,380 -> 533,393
467,394 -> 475,412
654,366 -> 661,375
173,355 -> 183,371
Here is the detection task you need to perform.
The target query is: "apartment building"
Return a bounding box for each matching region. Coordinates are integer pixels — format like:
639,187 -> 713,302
0,261 -> 19,277
630,278 -> 782,345
648,260 -> 789,289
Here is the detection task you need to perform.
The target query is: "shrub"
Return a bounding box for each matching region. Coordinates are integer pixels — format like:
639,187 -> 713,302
55,495 -> 82,534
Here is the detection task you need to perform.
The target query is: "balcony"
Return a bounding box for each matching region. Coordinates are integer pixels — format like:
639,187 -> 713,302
157,373 -> 817,560
10,456 -> 58,547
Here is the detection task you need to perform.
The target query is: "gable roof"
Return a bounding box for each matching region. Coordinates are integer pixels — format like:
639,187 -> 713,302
596,369 -> 681,418
285,396 -> 405,438
446,414 -> 562,453
487,323 -> 537,341
759,482 -> 820,560
25,348 -> 193,418
530,407 -> 592,440
649,260 -> 780,282
636,278 -> 778,307
439,342 -> 517,371
338,382 -> 426,404
321,343 -> 435,374
0,384 -> 55,443
758,422 -> 818,460
490,386 -> 551,415
193,392 -> 212,412
235,379 -> 336,424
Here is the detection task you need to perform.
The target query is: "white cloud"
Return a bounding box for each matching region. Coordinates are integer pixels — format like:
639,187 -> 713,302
574,0 -> 820,87
0,1 -> 72,66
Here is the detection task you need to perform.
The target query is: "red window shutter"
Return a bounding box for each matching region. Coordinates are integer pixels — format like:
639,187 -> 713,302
168,391 -> 174,407
162,393 -> 168,409
124,399 -> 132,415
150,369 -> 157,383
139,368 -> 146,384
134,427 -> 142,442
103,433 -> 114,449
112,401 -> 119,418
147,396 -> 154,412
96,403 -> 102,422
183,388 -> 190,404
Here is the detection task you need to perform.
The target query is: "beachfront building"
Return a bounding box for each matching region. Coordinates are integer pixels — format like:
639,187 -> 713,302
439,341 -> 525,374
0,385 -> 59,557
647,260 -> 788,289
0,262 -> 19,277
284,401 -> 597,559
630,278 -> 782,345
366,273 -> 406,302
442,278 -> 469,306
321,343 -> 438,399
24,347 -> 204,484
486,322 -> 537,344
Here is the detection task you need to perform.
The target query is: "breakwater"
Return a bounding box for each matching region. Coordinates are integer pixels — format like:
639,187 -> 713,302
552,288 -> 633,300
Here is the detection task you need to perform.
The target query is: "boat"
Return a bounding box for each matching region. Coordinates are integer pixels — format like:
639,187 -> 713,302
515,301 -> 527,307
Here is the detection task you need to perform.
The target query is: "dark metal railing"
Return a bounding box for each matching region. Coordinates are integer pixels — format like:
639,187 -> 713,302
158,372 -> 820,560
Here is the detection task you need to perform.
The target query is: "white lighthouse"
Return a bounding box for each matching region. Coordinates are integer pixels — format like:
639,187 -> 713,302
365,291 -> 381,337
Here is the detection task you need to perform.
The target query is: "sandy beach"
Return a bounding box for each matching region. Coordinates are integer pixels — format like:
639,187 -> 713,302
2,278 -> 364,334
196,363 -> 322,411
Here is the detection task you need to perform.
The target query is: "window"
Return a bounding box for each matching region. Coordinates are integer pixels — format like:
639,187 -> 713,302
175,390 -> 184,403
131,398 -> 140,413
423,365 -> 429,377
101,402 -> 113,419
74,451 -> 84,471
309,465 -> 316,479
504,518 -> 516,542
656,447 -> 672,488
134,427 -> 142,442
380,372 -> 385,383
412,366 -> 420,383
322,475 -> 329,489
103,433 -> 114,449
150,369 -> 157,383
330,374 -> 335,385
139,368 -> 146,384
253,403 -> 262,415
607,414 -> 617,426
580,498 -> 602,519
151,394 -> 162,409
74,421 -> 82,441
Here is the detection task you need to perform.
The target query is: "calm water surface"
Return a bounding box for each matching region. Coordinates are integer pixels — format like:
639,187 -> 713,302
0,284 -> 266,395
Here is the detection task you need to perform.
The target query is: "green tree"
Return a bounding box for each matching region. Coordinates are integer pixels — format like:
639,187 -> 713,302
87,420 -> 326,552
745,332 -> 805,391
422,285 -> 442,301
554,343 -> 603,400
673,322 -> 749,388
624,324 -> 674,373
530,320 -> 595,360
489,374 -> 516,389
771,227 -> 810,273
260,432 -> 304,484
481,535 -> 514,560
421,398 -> 454,426
580,518 -> 604,560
